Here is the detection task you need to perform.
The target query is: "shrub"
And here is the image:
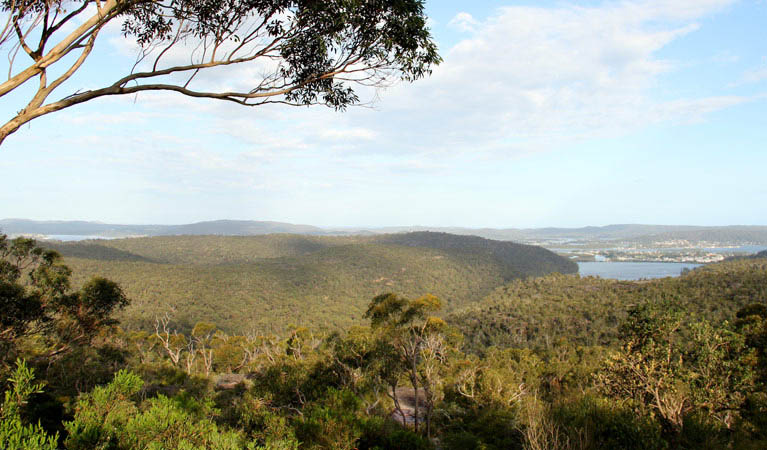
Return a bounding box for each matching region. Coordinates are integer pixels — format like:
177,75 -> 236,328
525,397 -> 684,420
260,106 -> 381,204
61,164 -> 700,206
0,360 -> 58,450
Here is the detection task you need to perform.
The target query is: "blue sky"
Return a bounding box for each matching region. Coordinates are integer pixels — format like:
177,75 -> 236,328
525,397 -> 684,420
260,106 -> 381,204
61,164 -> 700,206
1,0 -> 766,228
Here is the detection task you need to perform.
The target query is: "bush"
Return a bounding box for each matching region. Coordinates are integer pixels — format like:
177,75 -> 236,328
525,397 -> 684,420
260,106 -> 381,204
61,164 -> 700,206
357,416 -> 433,450
552,395 -> 666,450
65,370 -> 248,450
0,360 -> 59,450
441,408 -> 522,450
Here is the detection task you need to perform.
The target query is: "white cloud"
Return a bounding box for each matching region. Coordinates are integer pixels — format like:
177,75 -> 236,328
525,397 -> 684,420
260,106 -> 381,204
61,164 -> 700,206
650,95 -> 750,124
318,127 -> 377,141
370,0 -> 743,154
448,12 -> 479,32
87,0 -> 745,163
741,66 -> 767,84
16,0 -> 747,204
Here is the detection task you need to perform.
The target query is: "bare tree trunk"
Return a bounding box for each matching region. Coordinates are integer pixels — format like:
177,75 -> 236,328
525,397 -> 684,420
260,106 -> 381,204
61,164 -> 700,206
412,357 -> 419,433
425,402 -> 432,438
155,314 -> 183,366
388,382 -> 406,426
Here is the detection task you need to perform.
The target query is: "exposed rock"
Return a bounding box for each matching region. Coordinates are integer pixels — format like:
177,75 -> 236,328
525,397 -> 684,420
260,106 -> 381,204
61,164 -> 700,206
215,373 -> 252,390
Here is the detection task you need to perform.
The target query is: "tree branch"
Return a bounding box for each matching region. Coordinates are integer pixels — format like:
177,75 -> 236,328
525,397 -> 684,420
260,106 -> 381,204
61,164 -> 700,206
0,0 -> 121,98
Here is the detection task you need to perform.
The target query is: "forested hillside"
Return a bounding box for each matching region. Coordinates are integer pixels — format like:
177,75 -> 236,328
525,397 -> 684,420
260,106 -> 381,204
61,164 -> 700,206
450,257 -> 767,353
373,232 -> 575,278
3,234 -> 766,450
50,234 -> 354,264
50,232 -> 576,333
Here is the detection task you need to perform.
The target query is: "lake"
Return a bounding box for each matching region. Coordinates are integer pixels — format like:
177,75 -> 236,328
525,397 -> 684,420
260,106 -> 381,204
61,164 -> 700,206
46,235 -> 116,241
578,262 -> 702,280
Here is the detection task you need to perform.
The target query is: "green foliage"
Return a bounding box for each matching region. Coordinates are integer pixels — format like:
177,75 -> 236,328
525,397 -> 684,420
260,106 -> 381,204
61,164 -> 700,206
364,293 -> 452,437
64,235 -> 348,265
0,415 -> 58,450
597,299 -> 755,442
441,407 -> 522,450
450,258 -> 767,354
735,303 -> 767,383
1,235 -> 64,345
119,395 -> 245,450
734,303 -> 767,442
356,417 -> 433,450
2,235 -> 766,449
64,370 -> 144,449
295,388 -> 364,449
0,360 -> 58,450
65,370 -> 248,450
0,234 -> 129,371
0,0 -> 442,145
55,232 -> 574,334
374,232 -> 578,278
552,395 -> 666,450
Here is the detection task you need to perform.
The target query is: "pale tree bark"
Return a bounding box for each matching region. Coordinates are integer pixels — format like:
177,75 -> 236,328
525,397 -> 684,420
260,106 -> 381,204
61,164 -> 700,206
154,313 -> 184,366
0,0 -> 437,146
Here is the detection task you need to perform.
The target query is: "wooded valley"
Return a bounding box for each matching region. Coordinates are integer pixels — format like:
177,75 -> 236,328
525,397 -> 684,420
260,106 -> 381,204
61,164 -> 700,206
47,233 -> 576,333
2,232 -> 766,449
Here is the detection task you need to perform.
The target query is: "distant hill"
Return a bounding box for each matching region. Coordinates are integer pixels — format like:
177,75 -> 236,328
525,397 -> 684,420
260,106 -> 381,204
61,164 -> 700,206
42,241 -> 153,262
629,226 -> 767,245
46,232 -> 576,334
4,219 -> 767,244
365,224 -> 718,241
456,224 -> 767,244
373,232 -> 576,278
724,249 -> 767,262
0,218 -> 325,237
0,219 -> 143,236
52,234 -> 360,265
157,220 -> 325,236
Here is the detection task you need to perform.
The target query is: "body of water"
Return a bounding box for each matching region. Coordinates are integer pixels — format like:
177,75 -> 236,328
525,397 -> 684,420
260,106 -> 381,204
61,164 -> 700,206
46,235 -> 114,241
578,262 -> 702,281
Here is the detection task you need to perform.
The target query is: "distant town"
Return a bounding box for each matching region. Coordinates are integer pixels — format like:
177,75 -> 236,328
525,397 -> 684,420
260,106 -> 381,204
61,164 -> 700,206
534,239 -> 765,263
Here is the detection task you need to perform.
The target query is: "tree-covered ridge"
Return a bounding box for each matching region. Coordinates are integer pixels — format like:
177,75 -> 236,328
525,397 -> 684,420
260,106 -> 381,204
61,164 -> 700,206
41,241 -> 154,262
449,257 -> 767,353
69,234 -> 356,265
50,231 -> 577,273
55,233 -> 575,334
372,232 -> 578,278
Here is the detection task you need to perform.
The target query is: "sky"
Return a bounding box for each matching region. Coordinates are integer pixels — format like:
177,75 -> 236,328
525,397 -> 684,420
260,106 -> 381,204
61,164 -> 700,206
1,0 -> 766,228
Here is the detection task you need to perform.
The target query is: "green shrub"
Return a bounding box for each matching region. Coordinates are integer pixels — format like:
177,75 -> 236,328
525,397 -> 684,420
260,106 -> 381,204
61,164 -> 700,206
65,370 -> 248,450
441,408 -> 522,450
357,417 -> 432,450
296,388 -> 364,450
552,395 -> 666,450
0,360 -> 58,450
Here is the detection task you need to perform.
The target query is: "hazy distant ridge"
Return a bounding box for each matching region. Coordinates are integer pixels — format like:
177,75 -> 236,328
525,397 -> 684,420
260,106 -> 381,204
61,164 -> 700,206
3,219 -> 767,244
0,218 -> 325,237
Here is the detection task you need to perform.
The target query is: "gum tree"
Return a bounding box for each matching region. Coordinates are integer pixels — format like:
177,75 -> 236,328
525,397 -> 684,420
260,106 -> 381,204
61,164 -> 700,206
0,0 -> 440,145
364,292 -> 449,437
597,300 -> 755,446
0,234 -> 129,362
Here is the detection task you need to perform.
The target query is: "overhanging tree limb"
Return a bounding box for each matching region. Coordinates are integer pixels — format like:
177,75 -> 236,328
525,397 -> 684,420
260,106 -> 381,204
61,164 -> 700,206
0,0 -> 440,146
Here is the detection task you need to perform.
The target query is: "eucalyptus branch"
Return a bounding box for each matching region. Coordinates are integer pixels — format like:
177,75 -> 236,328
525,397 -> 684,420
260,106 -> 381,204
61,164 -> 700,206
0,0 -> 440,147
